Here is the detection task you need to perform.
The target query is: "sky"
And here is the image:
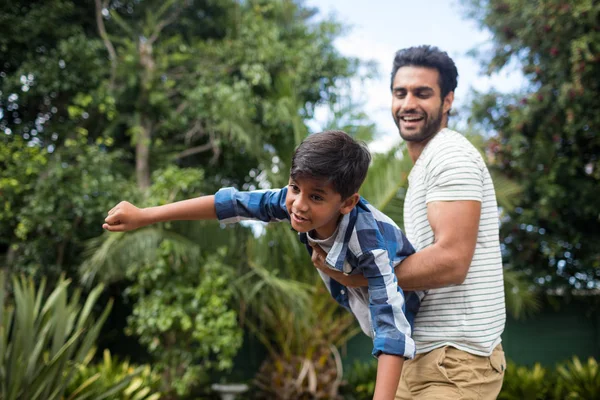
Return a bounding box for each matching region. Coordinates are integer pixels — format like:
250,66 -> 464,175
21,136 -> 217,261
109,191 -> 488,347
305,0 -> 527,151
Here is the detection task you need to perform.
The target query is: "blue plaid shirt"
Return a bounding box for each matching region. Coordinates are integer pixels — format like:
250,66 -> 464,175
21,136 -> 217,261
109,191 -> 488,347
214,186 -> 420,359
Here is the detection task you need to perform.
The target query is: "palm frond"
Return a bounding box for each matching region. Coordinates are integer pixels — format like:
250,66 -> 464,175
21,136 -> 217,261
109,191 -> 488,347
463,131 -> 523,213
360,145 -> 412,227
503,267 -> 542,320
490,171 -> 523,213
80,227 -> 201,287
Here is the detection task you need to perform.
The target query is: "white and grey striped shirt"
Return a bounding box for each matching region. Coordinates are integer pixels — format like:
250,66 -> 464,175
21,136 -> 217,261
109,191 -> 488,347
404,128 -> 506,357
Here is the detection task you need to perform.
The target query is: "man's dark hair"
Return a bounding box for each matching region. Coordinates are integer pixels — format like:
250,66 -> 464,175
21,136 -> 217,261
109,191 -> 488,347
290,130 -> 371,199
390,45 -> 458,99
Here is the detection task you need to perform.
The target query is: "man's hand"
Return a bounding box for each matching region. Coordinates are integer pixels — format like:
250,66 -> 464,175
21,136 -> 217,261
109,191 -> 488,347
103,201 -> 148,232
310,244 -> 368,288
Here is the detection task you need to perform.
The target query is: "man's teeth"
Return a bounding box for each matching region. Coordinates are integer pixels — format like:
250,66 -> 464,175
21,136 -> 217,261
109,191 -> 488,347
402,116 -> 423,121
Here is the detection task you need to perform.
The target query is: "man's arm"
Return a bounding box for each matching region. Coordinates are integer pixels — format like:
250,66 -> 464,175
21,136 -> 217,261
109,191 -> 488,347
103,196 -> 217,232
311,199 -> 480,290
395,199 -> 480,291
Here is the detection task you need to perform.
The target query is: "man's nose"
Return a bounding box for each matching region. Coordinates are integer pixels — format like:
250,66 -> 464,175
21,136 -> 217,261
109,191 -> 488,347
402,93 -> 417,111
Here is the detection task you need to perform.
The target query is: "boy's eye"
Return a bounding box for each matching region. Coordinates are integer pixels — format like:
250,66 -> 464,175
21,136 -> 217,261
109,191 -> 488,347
311,195 -> 324,201
288,184 -> 299,192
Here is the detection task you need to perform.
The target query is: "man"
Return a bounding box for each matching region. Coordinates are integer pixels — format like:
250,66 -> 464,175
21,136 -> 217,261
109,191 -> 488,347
311,45 -> 506,399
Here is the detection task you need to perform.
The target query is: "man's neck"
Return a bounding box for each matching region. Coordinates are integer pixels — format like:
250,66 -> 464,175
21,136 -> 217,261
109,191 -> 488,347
407,124 -> 448,163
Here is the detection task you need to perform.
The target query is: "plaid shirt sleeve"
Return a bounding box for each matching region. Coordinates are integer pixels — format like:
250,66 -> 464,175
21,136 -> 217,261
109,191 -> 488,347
359,248 -> 416,359
214,187 -> 290,223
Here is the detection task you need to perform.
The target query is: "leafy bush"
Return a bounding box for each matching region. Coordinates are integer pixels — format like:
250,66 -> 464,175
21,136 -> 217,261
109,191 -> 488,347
67,349 -> 161,400
555,356 -> 600,399
499,361 -> 549,400
339,359 -> 377,400
251,285 -> 360,399
498,356 -> 600,400
125,243 -> 243,398
0,271 -> 136,400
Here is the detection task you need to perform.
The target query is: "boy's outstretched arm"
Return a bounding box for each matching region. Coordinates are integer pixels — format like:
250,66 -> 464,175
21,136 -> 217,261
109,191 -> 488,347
103,196 -> 216,232
375,354 -> 403,399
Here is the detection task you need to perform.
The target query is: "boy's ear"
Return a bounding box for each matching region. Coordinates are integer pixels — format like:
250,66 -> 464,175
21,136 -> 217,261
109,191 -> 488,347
340,193 -> 360,215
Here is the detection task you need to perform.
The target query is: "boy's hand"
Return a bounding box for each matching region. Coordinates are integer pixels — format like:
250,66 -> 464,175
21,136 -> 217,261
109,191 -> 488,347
310,244 -> 328,272
103,201 -> 148,232
310,244 -> 368,288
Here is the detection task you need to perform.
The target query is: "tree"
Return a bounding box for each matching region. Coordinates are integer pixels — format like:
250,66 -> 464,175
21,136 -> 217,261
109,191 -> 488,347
464,0 -> 600,291
1,0 -> 360,277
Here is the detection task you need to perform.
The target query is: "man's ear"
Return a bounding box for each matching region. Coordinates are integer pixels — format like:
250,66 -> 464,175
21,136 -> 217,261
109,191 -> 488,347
340,193 -> 360,215
443,91 -> 454,115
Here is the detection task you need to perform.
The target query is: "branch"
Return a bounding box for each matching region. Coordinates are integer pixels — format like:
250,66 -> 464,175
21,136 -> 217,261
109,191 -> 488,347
176,142 -> 213,159
176,129 -> 220,162
183,120 -> 204,143
147,1 -> 189,45
95,0 -> 118,90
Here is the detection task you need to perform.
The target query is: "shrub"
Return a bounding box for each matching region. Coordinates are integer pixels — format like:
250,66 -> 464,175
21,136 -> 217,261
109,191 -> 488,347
66,349 -> 161,399
339,359 -> 377,400
555,356 -> 600,399
0,271 -> 137,400
499,361 -> 549,400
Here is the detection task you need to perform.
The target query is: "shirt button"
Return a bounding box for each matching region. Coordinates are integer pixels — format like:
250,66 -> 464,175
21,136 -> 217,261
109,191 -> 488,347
340,289 -> 345,294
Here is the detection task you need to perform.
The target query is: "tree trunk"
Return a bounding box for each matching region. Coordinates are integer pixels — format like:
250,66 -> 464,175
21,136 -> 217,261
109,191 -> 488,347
136,117 -> 152,190
136,37 -> 155,191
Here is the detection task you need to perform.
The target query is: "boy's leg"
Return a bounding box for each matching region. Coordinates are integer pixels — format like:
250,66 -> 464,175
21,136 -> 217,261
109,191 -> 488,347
395,345 -> 506,400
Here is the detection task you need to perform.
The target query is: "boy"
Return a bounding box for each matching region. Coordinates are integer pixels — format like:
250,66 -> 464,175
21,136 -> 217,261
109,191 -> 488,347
103,130 -> 419,399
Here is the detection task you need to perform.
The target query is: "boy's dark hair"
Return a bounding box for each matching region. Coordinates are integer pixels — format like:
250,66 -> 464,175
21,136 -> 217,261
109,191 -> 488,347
390,45 -> 458,100
290,130 -> 371,199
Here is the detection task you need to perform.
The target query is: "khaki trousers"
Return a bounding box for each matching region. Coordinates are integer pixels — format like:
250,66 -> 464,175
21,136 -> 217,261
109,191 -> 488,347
395,344 -> 505,400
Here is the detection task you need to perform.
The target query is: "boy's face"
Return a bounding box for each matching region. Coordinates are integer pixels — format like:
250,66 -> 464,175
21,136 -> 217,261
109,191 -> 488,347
286,177 -> 359,240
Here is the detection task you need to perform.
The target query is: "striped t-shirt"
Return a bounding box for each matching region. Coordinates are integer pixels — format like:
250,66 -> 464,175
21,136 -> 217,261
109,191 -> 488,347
404,128 -> 506,356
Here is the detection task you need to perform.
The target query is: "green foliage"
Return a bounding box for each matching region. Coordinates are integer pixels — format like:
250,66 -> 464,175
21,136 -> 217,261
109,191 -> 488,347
339,360 -> 377,400
251,286 -> 359,399
0,135 -> 49,249
80,165 -> 246,397
2,2 -> 378,398
556,356 -> 600,399
3,133 -> 130,280
67,349 -> 161,400
499,361 -> 549,400
360,145 -> 412,229
498,357 -> 600,400
464,0 -> 600,291
125,243 -> 243,397
0,271 -> 125,400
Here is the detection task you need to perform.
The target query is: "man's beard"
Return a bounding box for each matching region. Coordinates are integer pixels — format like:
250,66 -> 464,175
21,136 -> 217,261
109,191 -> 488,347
395,105 -> 444,143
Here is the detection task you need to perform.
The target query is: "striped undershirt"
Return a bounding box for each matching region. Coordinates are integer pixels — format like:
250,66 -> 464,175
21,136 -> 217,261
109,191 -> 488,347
404,128 -> 506,357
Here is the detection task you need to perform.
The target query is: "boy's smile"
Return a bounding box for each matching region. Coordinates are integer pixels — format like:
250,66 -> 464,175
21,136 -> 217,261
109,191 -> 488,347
286,177 -> 358,239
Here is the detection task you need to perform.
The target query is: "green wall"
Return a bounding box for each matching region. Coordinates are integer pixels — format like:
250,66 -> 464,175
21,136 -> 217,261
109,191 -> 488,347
502,296 -> 600,366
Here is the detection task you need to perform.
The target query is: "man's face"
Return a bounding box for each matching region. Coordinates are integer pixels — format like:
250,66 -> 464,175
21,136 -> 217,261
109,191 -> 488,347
391,66 -> 454,143
285,177 -> 356,240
